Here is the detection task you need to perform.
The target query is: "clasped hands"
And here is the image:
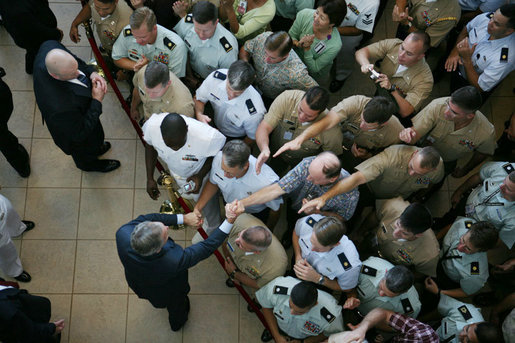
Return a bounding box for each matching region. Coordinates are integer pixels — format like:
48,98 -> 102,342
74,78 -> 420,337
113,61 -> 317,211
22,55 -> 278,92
293,258 -> 320,283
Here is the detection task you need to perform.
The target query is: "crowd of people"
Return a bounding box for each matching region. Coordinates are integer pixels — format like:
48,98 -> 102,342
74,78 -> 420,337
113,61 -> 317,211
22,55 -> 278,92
0,0 -> 514,342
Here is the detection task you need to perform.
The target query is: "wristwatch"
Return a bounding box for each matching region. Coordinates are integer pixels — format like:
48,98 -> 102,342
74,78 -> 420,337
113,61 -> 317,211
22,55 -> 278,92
389,84 -> 396,93
317,275 -> 324,285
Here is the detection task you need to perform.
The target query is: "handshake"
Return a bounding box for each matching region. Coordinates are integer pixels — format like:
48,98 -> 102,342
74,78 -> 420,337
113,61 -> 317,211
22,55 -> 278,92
187,199 -> 245,227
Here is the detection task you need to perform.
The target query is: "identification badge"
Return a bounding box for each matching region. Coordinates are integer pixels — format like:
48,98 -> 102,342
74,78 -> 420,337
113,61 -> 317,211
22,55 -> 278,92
237,0 -> 247,15
283,131 -> 293,140
314,41 -> 326,54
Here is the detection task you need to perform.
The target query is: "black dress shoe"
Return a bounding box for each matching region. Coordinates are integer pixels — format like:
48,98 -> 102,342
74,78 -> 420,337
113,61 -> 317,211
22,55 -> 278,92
14,270 -> 31,283
97,142 -> 111,156
89,160 -> 121,173
22,221 -> 35,232
261,329 -> 273,342
225,278 -> 235,288
329,79 -> 346,93
10,144 -> 31,178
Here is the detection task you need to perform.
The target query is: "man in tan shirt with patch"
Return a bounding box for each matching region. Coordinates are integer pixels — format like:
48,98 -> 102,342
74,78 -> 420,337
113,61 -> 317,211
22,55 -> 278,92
255,87 -> 343,175
222,213 -> 288,297
376,197 -> 440,277
275,95 -> 403,171
400,86 -> 496,178
130,61 -> 194,121
355,32 -> 433,119
299,145 -> 444,213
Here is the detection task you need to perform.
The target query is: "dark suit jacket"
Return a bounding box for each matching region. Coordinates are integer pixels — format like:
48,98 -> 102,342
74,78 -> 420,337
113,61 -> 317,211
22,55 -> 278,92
116,213 -> 229,308
0,288 -> 56,343
33,40 -> 104,155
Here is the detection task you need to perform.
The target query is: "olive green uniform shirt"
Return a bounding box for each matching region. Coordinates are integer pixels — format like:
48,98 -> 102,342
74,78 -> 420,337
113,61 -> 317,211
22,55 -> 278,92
90,0 -> 132,54
412,97 -> 496,162
133,64 -> 194,120
332,95 -> 403,152
264,90 -> 343,164
376,197 -> 440,277
366,38 -> 433,111
355,145 -> 445,199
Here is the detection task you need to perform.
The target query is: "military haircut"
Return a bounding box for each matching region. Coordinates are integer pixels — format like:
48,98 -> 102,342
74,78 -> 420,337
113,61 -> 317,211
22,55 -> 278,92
160,112 -> 187,143
222,140 -> 250,169
130,6 -> 156,32
291,281 -> 318,309
363,96 -> 397,124
317,0 -> 347,26
192,1 -> 218,24
385,265 -> 414,294
130,221 -> 164,256
451,86 -> 482,113
227,60 -> 255,91
399,203 -> 433,235
475,322 -> 502,343
500,4 -> 515,29
407,31 -> 431,53
469,221 -> 499,252
144,61 -> 170,88
418,146 -> 441,170
242,225 -> 273,251
264,31 -> 293,57
304,86 -> 329,112
314,216 -> 346,247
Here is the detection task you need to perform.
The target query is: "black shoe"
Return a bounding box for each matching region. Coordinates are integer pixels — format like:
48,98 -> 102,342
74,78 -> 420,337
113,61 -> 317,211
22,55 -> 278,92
170,297 -> 190,332
87,160 -> 121,173
225,278 -> 235,288
22,221 -> 35,232
329,79 -> 346,93
281,236 -> 292,249
10,144 -> 31,178
14,270 -> 31,283
97,142 -> 111,156
261,329 -> 273,342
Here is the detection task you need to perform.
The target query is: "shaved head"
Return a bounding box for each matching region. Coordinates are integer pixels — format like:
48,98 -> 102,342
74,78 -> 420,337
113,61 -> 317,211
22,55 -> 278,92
45,49 -> 79,80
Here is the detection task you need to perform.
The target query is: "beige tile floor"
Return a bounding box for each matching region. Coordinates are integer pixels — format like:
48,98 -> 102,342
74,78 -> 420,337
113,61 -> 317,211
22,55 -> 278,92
0,1 -> 513,342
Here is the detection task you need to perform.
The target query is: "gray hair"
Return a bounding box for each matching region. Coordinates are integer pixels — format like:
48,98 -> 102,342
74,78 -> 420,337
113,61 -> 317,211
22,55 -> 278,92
144,61 -> 170,88
130,221 -> 164,256
385,265 -> 414,294
130,7 -> 156,32
227,60 -> 255,91
241,226 -> 272,252
417,147 -> 441,170
222,140 -> 250,169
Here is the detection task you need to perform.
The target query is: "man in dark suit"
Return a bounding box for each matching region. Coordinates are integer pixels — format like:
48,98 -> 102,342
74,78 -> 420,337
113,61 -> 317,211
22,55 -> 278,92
0,279 -> 65,343
116,201 -> 242,332
33,40 -> 120,172
0,0 -> 63,74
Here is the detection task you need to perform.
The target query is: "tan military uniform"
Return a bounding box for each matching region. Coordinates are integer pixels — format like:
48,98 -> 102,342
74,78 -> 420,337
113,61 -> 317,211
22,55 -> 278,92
133,65 -> 194,120
409,0 -> 461,48
226,214 -> 288,295
411,97 -> 496,162
376,197 -> 440,277
355,145 -> 444,199
331,95 -> 404,152
90,0 -> 132,54
366,39 -> 433,111
264,90 -> 343,164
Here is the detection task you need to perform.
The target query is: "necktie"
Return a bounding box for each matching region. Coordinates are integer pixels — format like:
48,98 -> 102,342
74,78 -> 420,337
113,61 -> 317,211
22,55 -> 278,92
77,73 -> 90,87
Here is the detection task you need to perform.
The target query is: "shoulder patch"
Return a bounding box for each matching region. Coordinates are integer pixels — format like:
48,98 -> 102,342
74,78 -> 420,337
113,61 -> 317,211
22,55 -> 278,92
502,163 -> 514,174
163,37 -> 176,51
360,265 -> 377,277
185,14 -> 193,23
306,216 -> 317,227
273,285 -> 288,295
213,71 -> 226,80
124,28 -> 132,37
458,305 -> 473,320
338,252 -> 352,270
246,99 -> 257,115
500,48 -> 509,63
401,298 -> 414,314
219,36 -> 233,53
464,221 -> 474,229
487,12 -> 494,19
470,262 -> 480,275
320,307 -> 336,323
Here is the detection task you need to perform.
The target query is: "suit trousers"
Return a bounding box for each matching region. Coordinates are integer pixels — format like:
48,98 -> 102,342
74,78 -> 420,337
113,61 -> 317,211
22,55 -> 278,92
0,79 -> 22,166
